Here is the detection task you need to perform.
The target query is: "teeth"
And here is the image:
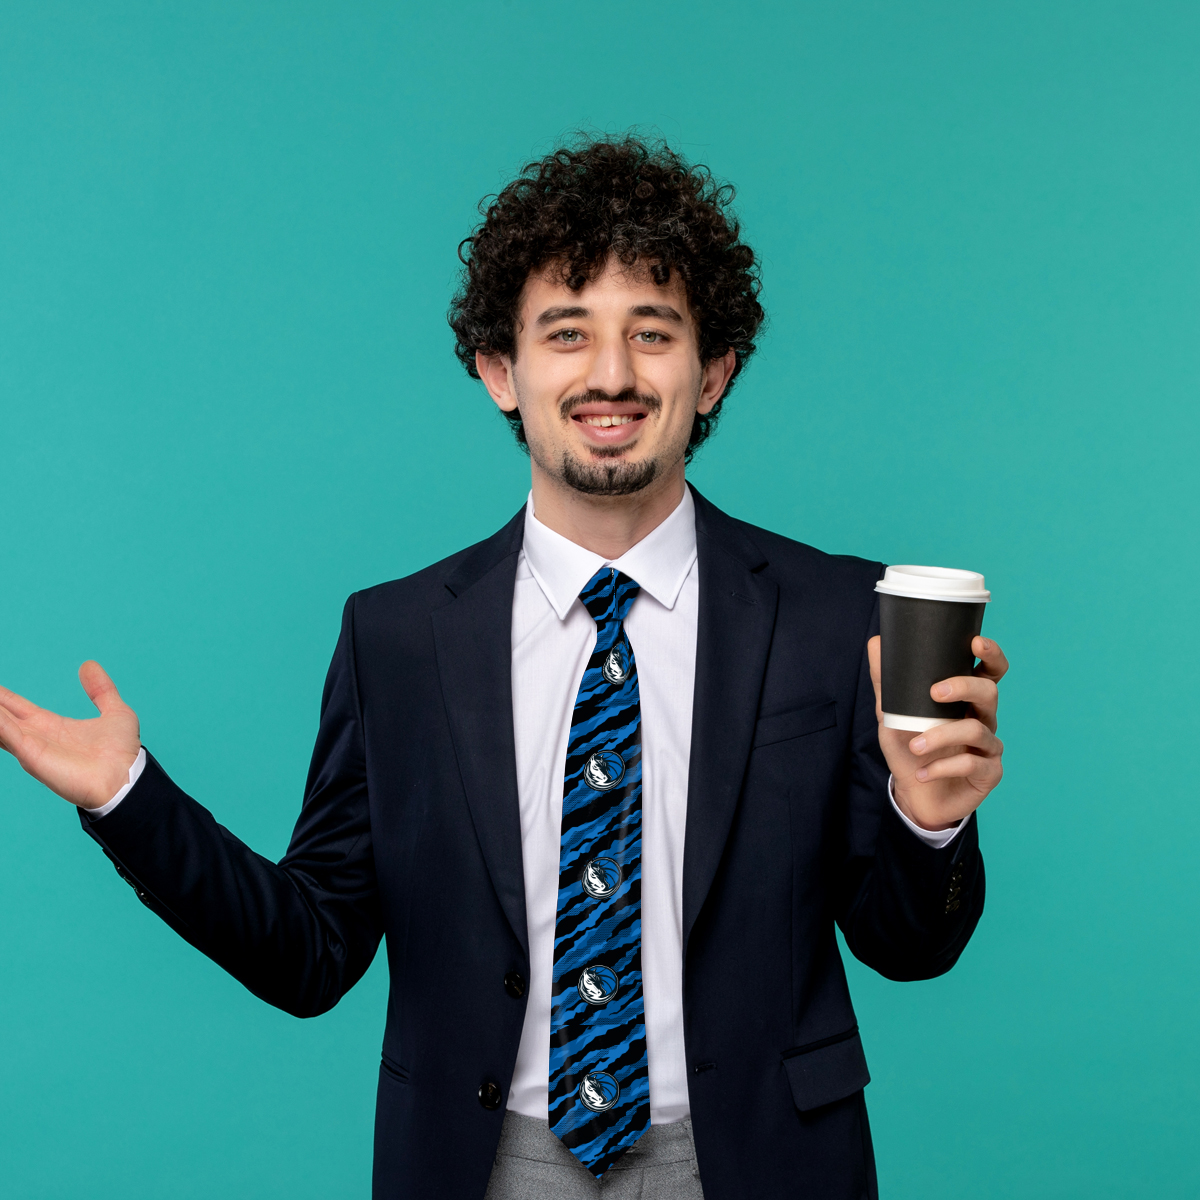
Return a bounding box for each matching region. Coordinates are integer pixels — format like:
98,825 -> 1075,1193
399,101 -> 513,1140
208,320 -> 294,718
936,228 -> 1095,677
582,415 -> 637,427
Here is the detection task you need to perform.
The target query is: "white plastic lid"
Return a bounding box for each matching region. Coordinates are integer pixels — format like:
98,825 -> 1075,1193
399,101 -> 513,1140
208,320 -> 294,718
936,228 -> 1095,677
874,564 -> 990,603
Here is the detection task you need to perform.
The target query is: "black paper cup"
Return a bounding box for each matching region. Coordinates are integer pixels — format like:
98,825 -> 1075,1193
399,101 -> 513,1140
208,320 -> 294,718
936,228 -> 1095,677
875,566 -> 990,732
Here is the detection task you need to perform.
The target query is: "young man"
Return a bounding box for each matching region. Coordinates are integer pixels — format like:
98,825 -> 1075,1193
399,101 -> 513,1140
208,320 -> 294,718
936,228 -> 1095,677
0,136 -> 1006,1199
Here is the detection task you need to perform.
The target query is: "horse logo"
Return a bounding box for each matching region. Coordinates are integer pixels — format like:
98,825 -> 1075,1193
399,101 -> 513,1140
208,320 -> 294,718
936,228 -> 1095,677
583,750 -> 625,792
580,857 -> 622,899
602,647 -> 628,685
578,1070 -> 621,1113
576,964 -> 619,1005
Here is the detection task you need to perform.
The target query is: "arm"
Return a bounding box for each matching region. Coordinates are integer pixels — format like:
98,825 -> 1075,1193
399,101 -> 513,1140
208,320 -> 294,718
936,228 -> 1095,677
835,600 -> 1006,981
1,597 -> 382,1018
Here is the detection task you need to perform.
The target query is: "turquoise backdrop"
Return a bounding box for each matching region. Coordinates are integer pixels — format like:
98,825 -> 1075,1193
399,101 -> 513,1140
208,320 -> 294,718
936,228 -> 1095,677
2,2 -> 1197,1196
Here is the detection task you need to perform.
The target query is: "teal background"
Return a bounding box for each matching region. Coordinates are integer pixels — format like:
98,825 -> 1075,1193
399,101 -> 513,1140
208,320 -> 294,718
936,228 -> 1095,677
2,2 -> 1197,1196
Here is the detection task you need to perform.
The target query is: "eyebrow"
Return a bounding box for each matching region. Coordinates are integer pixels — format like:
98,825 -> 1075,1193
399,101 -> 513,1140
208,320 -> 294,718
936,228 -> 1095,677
628,304 -> 684,323
535,305 -> 589,326
534,303 -> 685,326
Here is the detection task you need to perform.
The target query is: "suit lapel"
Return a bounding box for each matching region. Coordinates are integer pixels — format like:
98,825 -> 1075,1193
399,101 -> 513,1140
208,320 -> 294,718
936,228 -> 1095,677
682,489 -> 779,952
431,509 -> 530,956
430,490 -> 777,959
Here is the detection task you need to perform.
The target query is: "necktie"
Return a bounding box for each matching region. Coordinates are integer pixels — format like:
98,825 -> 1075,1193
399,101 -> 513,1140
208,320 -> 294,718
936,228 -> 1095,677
548,567 -> 650,1178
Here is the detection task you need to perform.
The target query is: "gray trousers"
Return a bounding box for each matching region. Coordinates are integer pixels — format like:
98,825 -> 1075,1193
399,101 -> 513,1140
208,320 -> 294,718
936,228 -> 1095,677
484,1110 -> 705,1199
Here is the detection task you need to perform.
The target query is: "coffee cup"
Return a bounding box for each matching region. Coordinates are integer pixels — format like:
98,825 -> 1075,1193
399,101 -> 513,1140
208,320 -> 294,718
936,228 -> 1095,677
874,566 -> 990,732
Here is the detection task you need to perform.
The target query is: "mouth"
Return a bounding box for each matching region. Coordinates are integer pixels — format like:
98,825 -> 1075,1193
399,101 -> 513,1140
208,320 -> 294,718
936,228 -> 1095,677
578,413 -> 641,428
567,401 -> 650,446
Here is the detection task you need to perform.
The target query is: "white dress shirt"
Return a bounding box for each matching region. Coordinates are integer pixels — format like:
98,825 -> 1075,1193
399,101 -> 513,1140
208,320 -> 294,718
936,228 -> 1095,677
504,488 -> 962,1126
507,487 -> 702,1124
94,488 -> 964,1125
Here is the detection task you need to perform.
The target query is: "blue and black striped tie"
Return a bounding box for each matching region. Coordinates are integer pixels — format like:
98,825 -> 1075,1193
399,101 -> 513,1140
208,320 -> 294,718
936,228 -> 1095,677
548,567 -> 650,1178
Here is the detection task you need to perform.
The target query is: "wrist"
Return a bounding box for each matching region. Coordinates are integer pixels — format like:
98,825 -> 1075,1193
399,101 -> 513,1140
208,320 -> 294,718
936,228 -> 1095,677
892,783 -> 961,832
83,746 -> 144,812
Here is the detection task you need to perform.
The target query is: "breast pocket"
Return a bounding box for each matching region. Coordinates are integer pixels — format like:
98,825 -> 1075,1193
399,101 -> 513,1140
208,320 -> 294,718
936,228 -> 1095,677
753,700 -> 837,749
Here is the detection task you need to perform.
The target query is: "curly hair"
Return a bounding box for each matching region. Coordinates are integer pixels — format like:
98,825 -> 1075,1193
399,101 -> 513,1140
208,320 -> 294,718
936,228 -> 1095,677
448,134 -> 764,459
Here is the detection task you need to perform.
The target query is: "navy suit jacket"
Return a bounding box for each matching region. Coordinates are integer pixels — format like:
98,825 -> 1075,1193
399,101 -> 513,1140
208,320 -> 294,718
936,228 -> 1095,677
82,488 -> 983,1199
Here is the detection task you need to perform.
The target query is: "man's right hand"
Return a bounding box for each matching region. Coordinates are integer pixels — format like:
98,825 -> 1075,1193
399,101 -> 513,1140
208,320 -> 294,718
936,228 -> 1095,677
0,662 -> 141,810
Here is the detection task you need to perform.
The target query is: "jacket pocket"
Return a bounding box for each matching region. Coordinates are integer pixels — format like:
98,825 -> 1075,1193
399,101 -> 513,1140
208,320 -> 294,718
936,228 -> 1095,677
782,1027 -> 870,1112
754,700 -> 837,749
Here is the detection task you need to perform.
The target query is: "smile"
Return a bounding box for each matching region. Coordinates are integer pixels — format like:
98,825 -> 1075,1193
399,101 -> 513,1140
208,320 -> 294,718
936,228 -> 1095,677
577,414 -> 642,427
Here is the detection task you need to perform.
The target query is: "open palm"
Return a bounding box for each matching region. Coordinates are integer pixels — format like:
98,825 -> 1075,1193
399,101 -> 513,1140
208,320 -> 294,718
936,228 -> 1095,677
0,662 -> 141,809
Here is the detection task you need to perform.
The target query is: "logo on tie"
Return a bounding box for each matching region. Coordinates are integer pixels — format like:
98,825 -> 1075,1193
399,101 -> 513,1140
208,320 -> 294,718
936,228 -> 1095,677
602,647 -> 628,685
577,964 -> 619,1005
578,1070 -> 621,1113
580,857 -> 622,898
583,749 -> 625,791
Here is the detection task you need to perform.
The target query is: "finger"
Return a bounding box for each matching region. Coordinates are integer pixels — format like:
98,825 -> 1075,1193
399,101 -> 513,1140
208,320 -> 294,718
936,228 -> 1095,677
909,719 -> 1002,759
972,637 -> 1008,682
929,675 -> 999,727
0,683 -> 40,721
0,703 -> 28,757
79,661 -> 126,715
915,750 -> 1003,788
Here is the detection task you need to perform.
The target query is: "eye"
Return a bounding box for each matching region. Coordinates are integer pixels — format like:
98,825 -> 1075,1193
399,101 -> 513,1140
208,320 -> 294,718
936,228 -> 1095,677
636,330 -> 667,344
552,328 -> 582,343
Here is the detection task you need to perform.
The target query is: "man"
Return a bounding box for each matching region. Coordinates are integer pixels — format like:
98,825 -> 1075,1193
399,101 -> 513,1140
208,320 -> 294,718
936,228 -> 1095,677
0,136 -> 1006,1199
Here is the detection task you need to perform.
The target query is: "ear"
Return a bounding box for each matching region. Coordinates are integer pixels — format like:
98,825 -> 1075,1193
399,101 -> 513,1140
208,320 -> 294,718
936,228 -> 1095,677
697,349 -> 738,415
476,351 -> 519,413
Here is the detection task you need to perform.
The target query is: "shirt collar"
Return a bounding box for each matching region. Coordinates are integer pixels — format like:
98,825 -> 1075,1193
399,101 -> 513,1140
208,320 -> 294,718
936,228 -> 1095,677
521,486 -> 697,621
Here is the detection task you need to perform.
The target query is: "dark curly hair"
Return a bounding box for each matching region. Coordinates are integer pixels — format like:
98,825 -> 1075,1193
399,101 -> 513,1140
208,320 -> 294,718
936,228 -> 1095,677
448,134 -> 765,459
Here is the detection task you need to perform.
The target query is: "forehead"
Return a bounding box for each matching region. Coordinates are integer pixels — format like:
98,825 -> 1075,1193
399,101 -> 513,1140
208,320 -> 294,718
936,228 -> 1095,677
518,257 -> 691,325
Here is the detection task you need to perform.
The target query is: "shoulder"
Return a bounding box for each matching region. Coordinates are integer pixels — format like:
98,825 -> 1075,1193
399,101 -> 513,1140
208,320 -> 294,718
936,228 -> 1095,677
743,520 -> 882,637
350,544 -> 479,618
735,516 -> 884,596
692,488 -> 883,604
696,502 -> 885,684
342,505 -> 526,633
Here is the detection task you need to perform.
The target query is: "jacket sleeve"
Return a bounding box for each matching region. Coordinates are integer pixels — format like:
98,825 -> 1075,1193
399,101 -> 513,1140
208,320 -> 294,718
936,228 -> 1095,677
834,593 -> 985,981
79,594 -> 382,1017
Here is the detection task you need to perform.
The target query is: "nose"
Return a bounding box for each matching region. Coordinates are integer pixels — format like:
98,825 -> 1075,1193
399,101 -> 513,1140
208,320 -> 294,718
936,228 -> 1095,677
583,330 -> 637,397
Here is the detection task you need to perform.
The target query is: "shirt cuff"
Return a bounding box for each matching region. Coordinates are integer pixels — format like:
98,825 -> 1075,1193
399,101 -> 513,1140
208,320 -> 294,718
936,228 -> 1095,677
88,747 -> 146,820
888,775 -> 967,849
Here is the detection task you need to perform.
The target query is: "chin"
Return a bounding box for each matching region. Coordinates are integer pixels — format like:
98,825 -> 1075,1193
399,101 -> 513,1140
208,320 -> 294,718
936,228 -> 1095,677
560,451 -> 661,497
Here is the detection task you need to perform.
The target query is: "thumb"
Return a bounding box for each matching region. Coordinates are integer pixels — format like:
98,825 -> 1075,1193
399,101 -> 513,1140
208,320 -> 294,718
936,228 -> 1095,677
868,633 -> 888,691
79,661 -> 126,715
866,635 -> 883,717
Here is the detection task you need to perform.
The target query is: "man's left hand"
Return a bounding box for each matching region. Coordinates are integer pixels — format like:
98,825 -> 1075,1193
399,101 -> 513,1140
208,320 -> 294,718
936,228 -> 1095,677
867,635 -> 1009,832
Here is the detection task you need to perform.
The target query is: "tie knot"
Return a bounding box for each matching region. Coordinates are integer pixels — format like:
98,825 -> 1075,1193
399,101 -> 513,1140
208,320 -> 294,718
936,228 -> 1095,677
579,567 -> 640,626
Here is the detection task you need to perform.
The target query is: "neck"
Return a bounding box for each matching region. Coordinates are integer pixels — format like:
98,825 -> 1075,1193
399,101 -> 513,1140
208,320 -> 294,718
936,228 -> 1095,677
529,459 -> 687,559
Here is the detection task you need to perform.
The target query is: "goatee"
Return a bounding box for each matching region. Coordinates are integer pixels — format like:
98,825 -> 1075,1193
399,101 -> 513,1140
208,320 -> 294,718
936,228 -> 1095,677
525,387 -> 667,497
559,451 -> 660,496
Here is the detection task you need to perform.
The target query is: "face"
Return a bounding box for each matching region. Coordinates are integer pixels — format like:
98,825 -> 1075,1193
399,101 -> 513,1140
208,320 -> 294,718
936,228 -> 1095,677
477,258 -> 735,498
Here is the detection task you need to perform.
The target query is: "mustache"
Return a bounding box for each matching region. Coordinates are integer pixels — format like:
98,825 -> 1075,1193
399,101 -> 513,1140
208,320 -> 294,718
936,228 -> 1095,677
558,389 -> 662,420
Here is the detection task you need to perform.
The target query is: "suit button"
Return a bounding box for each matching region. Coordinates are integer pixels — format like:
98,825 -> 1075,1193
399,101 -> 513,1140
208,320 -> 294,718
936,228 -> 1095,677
504,971 -> 526,999
478,1081 -> 502,1110
945,869 -> 964,913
